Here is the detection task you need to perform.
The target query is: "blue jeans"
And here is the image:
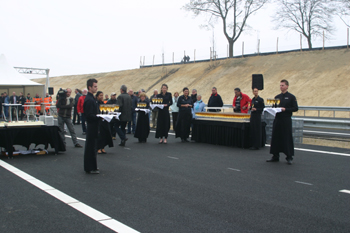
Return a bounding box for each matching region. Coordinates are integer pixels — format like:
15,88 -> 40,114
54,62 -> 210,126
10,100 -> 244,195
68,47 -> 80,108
127,112 -> 136,133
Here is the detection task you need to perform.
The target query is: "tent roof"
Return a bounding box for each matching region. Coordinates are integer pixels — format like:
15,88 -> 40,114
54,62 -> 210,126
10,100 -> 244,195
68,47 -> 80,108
0,54 -> 44,86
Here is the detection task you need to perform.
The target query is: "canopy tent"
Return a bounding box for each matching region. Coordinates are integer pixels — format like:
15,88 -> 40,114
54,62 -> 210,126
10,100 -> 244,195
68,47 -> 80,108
0,54 -> 44,97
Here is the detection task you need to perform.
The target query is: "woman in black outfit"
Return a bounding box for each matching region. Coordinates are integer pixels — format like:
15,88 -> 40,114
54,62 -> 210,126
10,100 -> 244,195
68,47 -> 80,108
96,91 -> 113,154
134,93 -> 150,143
156,84 -> 173,144
175,87 -> 193,142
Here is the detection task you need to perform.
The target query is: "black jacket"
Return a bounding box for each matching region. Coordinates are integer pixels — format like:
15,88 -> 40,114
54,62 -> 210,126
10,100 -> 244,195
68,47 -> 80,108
207,93 -> 223,112
275,92 -> 298,118
83,92 -> 99,123
9,95 -> 19,104
117,92 -> 132,122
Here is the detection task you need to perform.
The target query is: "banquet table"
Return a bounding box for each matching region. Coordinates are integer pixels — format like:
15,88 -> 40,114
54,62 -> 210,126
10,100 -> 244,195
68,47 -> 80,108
191,119 -> 266,148
0,125 -> 65,158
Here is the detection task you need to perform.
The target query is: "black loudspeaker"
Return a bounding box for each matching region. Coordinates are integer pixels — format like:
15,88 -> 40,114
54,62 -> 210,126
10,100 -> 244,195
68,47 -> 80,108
48,87 -> 54,95
252,74 -> 264,90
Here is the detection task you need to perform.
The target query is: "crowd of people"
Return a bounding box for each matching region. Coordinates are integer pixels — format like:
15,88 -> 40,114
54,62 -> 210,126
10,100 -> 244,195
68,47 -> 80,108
0,91 -> 54,120
1,78 -> 298,174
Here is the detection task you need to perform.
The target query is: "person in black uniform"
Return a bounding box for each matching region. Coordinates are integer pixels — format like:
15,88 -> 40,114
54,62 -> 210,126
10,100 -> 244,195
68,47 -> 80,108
96,91 -> 113,154
134,93 -> 150,143
156,84 -> 173,144
18,92 -> 26,120
83,78 -> 100,174
267,79 -> 298,165
175,87 -> 193,142
249,88 -> 265,150
207,87 -> 223,112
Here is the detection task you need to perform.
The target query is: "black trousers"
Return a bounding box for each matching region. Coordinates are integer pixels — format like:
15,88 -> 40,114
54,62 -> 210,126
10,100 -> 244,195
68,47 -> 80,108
116,121 -> 127,140
84,123 -> 98,172
172,112 -> 178,131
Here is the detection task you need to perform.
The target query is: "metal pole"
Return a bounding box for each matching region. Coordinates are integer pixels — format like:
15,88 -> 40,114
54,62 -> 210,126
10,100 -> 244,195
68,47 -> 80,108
162,53 -> 164,65
143,56 -> 145,66
258,39 -> 260,55
153,55 -> 155,67
242,42 -> 244,57
276,37 -> 279,54
347,28 -> 349,49
173,52 -> 174,65
210,47 -> 212,61
194,49 -> 196,63
323,31 -> 325,50
300,34 -> 302,52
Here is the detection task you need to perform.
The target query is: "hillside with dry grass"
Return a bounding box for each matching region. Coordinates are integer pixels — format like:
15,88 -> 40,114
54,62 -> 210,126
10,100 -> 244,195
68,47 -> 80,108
36,48 -> 350,109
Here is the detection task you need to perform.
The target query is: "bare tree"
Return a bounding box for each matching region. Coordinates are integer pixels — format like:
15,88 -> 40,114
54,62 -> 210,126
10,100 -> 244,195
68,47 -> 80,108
335,0 -> 350,27
183,0 -> 268,58
273,0 -> 336,49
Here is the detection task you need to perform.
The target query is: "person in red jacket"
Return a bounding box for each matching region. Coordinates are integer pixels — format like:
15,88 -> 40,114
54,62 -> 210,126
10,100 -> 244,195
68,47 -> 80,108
77,89 -> 88,135
232,88 -> 251,113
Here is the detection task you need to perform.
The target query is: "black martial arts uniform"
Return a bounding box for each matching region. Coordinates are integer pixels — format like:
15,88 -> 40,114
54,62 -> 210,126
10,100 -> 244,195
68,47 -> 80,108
83,92 -> 100,172
250,96 -> 265,149
270,91 -> 298,160
155,92 -> 173,139
175,95 -> 193,140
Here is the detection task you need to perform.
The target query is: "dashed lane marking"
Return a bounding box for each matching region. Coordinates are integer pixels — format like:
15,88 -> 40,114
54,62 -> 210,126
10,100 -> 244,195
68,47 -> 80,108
339,190 -> 350,195
0,160 -> 139,233
227,168 -> 241,172
167,156 -> 179,160
295,181 -> 313,186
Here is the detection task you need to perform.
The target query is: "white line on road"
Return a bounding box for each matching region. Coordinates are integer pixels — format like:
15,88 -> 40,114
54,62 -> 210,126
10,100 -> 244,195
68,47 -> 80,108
228,168 -> 241,172
295,181 -> 313,186
339,189 -> 350,194
265,144 -> 350,157
70,133 -> 350,158
304,130 -> 350,136
167,156 -> 179,160
0,160 -> 139,233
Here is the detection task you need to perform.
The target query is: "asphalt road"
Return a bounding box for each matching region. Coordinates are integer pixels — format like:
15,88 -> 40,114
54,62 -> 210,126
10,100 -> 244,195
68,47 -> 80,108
1,124 -> 349,233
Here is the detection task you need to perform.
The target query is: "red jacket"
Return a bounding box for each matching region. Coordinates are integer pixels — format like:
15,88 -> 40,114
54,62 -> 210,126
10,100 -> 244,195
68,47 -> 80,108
232,92 -> 251,113
77,95 -> 86,114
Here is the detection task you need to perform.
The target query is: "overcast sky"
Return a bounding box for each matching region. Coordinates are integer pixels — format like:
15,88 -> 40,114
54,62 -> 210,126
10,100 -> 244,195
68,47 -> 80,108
0,0 -> 348,78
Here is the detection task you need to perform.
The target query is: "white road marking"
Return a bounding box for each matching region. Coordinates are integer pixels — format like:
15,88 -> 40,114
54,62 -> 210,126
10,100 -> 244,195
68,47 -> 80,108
124,148 -> 131,150
265,144 -> 350,157
167,156 -> 179,160
228,168 -> 241,172
65,135 -> 86,141
304,130 -> 350,136
339,189 -> 350,194
295,181 -> 313,186
0,160 -> 139,233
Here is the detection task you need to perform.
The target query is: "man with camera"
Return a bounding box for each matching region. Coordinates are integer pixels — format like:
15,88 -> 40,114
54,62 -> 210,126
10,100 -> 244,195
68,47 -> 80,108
56,88 -> 82,149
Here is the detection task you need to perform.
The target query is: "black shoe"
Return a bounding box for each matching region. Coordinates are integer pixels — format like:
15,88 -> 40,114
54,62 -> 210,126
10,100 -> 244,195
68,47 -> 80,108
119,140 -> 125,146
287,159 -> 293,165
75,144 -> 83,148
266,158 -> 279,162
184,139 -> 190,142
86,170 -> 99,174
126,132 -> 131,134
125,138 -> 128,141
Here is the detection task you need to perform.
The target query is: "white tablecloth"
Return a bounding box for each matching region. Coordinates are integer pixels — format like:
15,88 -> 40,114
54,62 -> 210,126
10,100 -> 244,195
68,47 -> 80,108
150,104 -> 164,110
263,108 -> 282,117
97,112 -> 121,122
135,108 -> 151,114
